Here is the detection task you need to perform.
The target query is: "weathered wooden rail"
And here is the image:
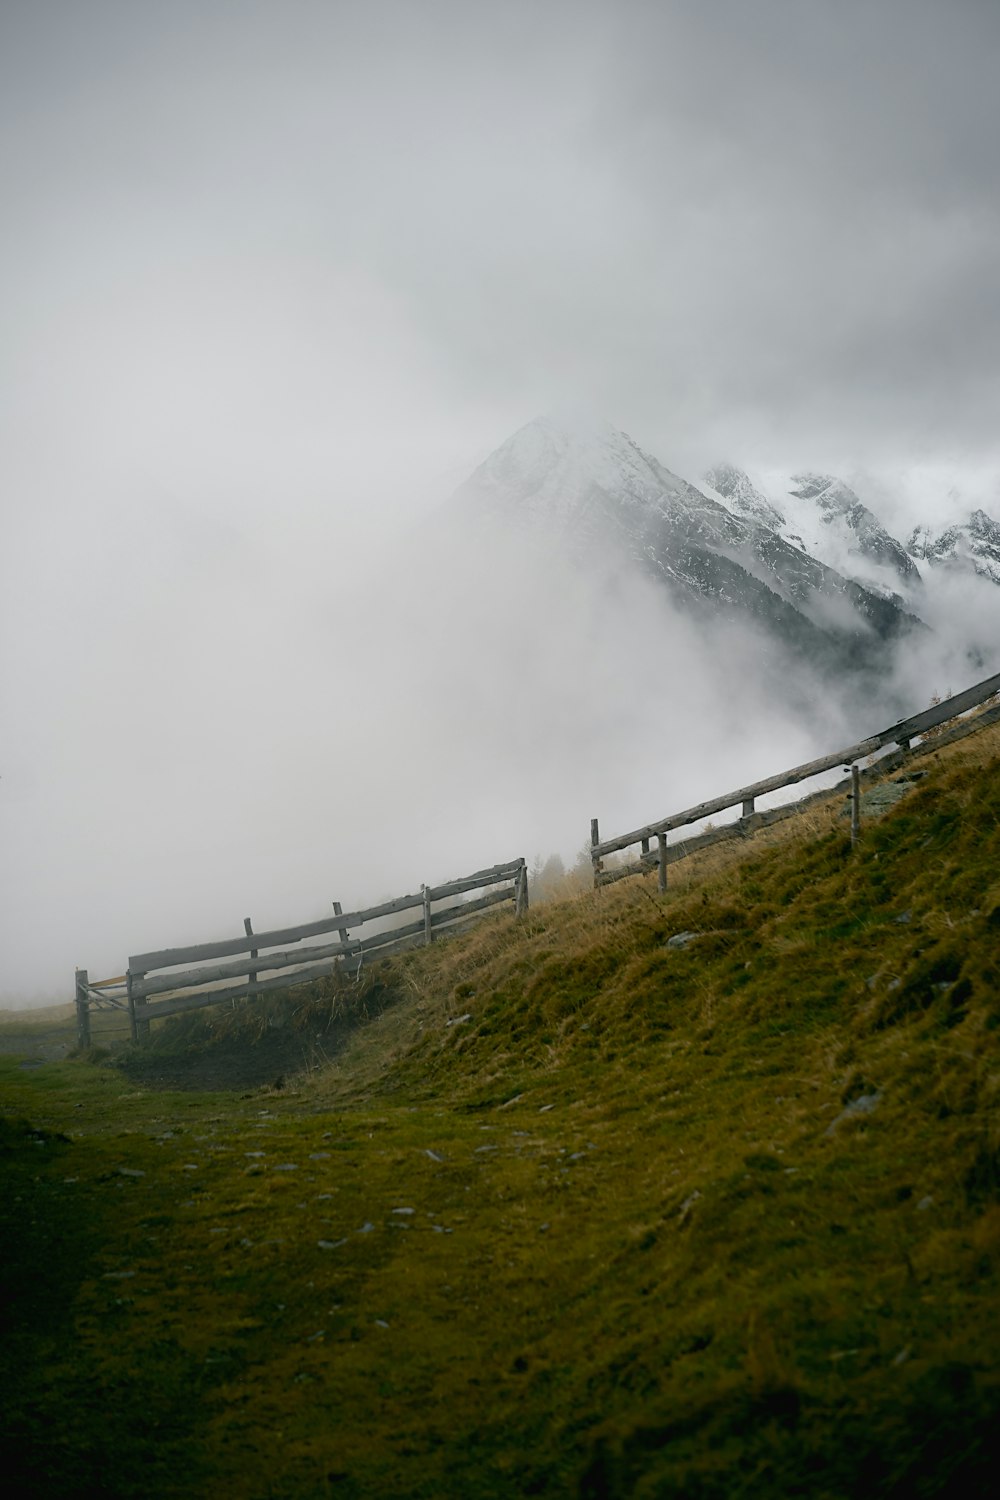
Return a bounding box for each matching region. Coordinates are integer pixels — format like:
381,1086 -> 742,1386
590,670 -> 1000,889
75,857 -> 528,1047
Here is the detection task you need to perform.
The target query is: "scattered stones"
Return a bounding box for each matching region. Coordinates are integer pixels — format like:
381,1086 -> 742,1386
446,1014 -> 472,1027
358,1222 -> 375,1234
917,1195 -> 934,1211
273,1163 -> 299,1171
118,1168 -> 146,1178
424,1149 -> 446,1162
391,1207 -> 416,1216
318,1239 -> 348,1251
893,1346 -> 912,1366
893,910 -> 913,925
374,1319 -> 389,1329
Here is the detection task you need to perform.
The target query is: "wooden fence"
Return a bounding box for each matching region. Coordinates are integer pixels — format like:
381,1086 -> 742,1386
590,670 -> 1000,890
75,857 -> 528,1047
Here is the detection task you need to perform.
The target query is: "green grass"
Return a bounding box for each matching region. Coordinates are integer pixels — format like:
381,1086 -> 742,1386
3,726 -> 1000,1496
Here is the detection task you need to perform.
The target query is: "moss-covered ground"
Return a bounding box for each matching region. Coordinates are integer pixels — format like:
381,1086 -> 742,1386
3,726 -> 1000,1497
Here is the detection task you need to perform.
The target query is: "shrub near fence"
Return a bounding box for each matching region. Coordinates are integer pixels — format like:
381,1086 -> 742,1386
75,858 -> 528,1047
590,670 -> 1000,890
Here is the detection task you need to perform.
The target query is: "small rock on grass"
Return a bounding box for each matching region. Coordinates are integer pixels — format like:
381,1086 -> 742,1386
667,931 -> 701,950
679,1190 -> 701,1224
825,1091 -> 882,1135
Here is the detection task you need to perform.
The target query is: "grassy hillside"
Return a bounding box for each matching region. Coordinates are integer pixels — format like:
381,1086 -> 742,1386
2,723 -> 1000,1497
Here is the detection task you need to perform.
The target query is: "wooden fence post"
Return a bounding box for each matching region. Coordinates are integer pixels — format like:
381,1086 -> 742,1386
742,797 -> 755,817
515,858 -> 529,917
244,919 -> 257,1004
591,818 -> 602,889
423,884 -> 433,944
851,764 -> 861,848
74,968 -> 91,1050
126,970 -> 144,1043
657,832 -> 668,893
333,900 -> 349,972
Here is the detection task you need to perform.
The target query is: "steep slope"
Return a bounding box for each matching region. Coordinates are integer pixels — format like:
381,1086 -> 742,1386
456,417 -> 923,674
785,472 -> 920,587
703,460 -> 786,530
908,507 -> 1000,585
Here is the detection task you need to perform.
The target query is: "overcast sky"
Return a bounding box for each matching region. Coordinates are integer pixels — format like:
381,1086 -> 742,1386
2,1 -> 999,1003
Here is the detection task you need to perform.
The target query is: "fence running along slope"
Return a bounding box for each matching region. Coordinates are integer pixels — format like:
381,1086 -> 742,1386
74,858 -> 528,1048
590,670 -> 1000,890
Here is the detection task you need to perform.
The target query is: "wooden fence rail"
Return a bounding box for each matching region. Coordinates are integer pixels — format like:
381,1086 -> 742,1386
590,669 -> 1000,889
76,857 -> 528,1047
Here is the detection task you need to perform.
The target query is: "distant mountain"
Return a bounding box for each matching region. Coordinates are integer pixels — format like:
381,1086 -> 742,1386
454,417 -> 923,675
705,463 -> 919,597
908,509 -> 1000,586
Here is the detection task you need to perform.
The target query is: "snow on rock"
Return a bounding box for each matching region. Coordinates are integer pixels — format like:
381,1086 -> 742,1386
784,474 -> 919,587
907,508 -> 1000,586
705,463 -> 918,599
703,462 -> 786,531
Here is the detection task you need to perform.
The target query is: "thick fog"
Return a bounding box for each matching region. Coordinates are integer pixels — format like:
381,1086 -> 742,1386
2,1 -> 999,1003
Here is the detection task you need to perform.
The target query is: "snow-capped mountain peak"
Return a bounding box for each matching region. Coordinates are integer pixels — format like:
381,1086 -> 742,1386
703,463 -> 786,530
706,463 -> 919,595
471,414 -> 681,523
907,507 -> 1000,585
455,418 -> 923,676
785,473 -> 920,587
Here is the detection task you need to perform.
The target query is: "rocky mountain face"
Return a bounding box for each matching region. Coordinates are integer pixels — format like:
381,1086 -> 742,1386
454,417 -> 924,677
908,509 -> 1000,586
705,463 -> 919,597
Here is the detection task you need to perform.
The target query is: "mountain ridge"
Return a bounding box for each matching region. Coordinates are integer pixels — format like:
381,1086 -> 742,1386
453,416 -> 925,679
